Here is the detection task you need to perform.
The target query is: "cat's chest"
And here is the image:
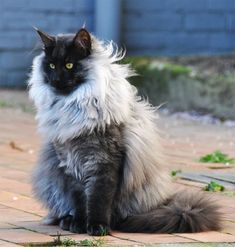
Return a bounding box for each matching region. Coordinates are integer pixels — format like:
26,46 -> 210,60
53,134 -> 104,182
38,97 -> 105,142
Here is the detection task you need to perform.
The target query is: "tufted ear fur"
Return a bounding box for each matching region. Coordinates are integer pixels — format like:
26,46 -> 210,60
35,28 -> 55,48
73,28 -> 91,51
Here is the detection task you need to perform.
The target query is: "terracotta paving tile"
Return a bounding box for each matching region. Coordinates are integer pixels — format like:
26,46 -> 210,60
0,207 -> 41,223
0,204 -> 7,209
216,194 -> 235,203
176,179 -> 205,189
0,228 -> 53,244
220,209 -> 235,222
0,240 -> 21,246
111,232 -> 197,244
11,220 -> 74,236
0,177 -> 32,197
222,221 -> 235,235
0,191 -> 46,216
175,231 -> 235,242
0,162 -> 32,173
1,93 -> 235,245
0,222 -> 19,229
0,167 -> 28,182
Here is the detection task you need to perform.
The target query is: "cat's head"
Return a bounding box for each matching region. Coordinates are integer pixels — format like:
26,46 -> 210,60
36,28 -> 92,95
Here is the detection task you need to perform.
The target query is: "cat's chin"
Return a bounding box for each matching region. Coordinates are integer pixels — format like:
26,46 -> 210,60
48,79 -> 85,96
51,84 -> 78,95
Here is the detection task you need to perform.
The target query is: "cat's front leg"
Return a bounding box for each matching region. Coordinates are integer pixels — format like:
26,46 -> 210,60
85,167 -> 120,236
59,186 -> 87,233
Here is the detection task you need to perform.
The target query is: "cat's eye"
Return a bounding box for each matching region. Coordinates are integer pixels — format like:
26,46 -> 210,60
65,63 -> 73,70
49,63 -> 55,69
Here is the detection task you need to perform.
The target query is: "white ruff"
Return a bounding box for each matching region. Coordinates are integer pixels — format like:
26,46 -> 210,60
29,39 -> 135,142
28,37 -> 172,213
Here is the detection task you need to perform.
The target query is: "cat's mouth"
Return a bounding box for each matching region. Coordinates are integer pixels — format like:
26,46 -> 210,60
50,81 -> 78,95
53,85 -> 77,95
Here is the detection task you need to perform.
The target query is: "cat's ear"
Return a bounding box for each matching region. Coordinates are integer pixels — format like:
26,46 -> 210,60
35,28 -> 55,48
73,28 -> 91,51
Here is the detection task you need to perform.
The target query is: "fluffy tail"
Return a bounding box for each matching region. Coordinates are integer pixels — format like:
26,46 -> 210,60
116,192 -> 222,233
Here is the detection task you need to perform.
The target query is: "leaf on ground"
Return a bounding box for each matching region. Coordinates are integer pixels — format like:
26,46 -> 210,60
9,141 -> 24,152
199,150 -> 235,164
204,181 -> 225,192
171,169 -> 182,177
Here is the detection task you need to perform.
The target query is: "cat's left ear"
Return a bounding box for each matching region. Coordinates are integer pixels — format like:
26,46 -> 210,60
73,28 -> 91,52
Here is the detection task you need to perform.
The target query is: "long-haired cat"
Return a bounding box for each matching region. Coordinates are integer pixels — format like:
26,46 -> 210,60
28,28 -> 221,236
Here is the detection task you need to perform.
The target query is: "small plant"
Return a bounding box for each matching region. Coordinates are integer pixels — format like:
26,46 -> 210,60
204,181 -> 225,192
52,230 -> 107,246
171,169 -> 182,177
199,150 -> 235,164
222,191 -> 235,196
163,63 -> 191,78
79,238 -> 105,247
53,233 -> 78,246
53,235 -> 106,247
60,237 -> 78,246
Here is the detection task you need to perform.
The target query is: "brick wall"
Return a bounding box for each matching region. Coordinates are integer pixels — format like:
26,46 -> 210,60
0,0 -> 94,87
123,0 -> 235,55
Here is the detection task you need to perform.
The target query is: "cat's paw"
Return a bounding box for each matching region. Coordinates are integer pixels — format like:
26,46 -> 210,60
59,215 -> 86,233
87,223 -> 110,236
69,220 -> 86,233
42,213 -> 59,225
59,215 -> 73,231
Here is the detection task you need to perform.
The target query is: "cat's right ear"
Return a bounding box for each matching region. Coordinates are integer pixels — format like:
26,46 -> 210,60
34,28 -> 55,48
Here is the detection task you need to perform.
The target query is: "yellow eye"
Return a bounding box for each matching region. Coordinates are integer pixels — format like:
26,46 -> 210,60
49,63 -> 55,69
65,63 -> 73,69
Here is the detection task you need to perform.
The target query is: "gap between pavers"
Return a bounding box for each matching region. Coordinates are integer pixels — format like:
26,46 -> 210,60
0,222 -> 20,229
0,228 -> 53,245
0,239 -> 21,246
0,191 -> 46,216
10,220 -> 74,236
0,206 -> 41,223
110,232 -> 198,244
223,221 -> 235,235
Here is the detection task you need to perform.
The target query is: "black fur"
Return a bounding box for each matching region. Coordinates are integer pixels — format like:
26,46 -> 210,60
33,124 -> 125,235
37,29 -> 91,95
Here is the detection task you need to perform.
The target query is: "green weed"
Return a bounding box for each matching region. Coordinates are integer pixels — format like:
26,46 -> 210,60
199,150 -> 235,164
53,232 -> 106,247
204,181 -> 225,192
171,169 -> 182,177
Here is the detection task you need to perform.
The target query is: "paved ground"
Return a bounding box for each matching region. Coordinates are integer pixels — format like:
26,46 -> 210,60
0,90 -> 235,246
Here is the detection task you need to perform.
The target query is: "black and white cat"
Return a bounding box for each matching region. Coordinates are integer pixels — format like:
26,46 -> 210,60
28,28 -> 221,236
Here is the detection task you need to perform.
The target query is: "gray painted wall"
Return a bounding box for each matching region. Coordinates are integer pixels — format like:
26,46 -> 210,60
123,0 -> 235,55
1,0 -> 235,86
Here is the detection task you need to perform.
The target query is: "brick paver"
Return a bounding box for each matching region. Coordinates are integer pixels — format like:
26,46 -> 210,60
0,90 -> 235,246
0,240 -> 21,246
175,232 -> 235,243
111,232 -> 197,244
0,229 -> 53,244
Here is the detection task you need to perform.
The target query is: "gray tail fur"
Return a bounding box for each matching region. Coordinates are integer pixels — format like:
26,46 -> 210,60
116,192 -> 222,233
